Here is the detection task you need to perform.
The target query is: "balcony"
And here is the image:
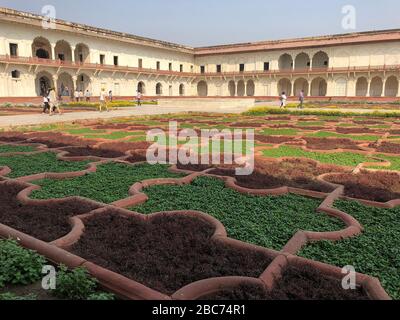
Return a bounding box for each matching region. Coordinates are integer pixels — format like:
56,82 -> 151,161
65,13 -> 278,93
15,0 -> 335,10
1,55 -> 399,78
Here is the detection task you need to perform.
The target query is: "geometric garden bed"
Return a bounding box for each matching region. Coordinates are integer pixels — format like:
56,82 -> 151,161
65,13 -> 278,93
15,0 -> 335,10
0,112 -> 399,300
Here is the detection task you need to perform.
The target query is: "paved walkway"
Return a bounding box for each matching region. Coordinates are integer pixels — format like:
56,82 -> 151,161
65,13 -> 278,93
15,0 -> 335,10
0,104 -> 398,129
0,105 -> 247,128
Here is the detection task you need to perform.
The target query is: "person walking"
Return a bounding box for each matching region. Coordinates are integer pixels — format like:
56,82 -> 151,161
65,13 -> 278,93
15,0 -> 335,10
48,87 -> 62,115
108,90 -> 113,102
136,90 -> 142,106
85,89 -> 91,102
99,88 -> 109,112
42,93 -> 50,114
74,89 -> 80,102
298,90 -> 305,109
280,92 -> 287,109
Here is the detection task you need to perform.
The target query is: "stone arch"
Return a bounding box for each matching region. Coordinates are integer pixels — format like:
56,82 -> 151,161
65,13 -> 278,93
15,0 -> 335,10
335,77 -> 348,97
76,73 -> 91,92
57,72 -> 74,97
370,76 -> 383,97
312,51 -> 329,69
75,43 -> 90,63
32,37 -> 52,59
356,77 -> 368,97
293,78 -> 309,96
310,77 -> 327,96
279,54 -> 293,70
156,83 -> 163,95
35,71 -> 54,96
295,53 -> 310,70
137,81 -> 146,94
228,80 -> 236,97
179,84 -> 185,96
197,81 -> 208,97
237,80 -> 245,97
385,76 -> 399,97
278,78 -> 292,96
55,40 -> 72,61
246,80 -> 255,96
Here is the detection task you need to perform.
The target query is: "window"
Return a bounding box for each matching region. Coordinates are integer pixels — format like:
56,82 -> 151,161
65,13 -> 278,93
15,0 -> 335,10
79,54 -> 84,63
114,56 -> 119,66
58,54 -> 65,61
100,54 -> 105,65
156,61 -> 161,70
9,43 -> 18,57
138,58 -> 143,68
169,63 -> 172,71
190,65 -> 194,72
264,62 -> 270,71
324,60 -> 329,66
11,70 -> 20,79
216,65 -> 222,73
180,64 -> 183,72
200,66 -> 205,74
80,75 -> 84,82
239,64 -> 245,72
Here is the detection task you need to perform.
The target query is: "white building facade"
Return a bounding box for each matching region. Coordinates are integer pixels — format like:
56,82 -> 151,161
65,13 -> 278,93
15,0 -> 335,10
1,7 -> 400,102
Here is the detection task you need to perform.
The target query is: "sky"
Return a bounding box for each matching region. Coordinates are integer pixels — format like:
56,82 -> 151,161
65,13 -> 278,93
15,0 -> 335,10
0,0 -> 399,47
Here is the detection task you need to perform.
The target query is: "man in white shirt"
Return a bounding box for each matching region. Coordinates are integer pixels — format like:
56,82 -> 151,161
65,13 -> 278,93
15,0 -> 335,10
99,88 -> 109,112
280,92 -> 287,108
74,90 -> 80,102
136,91 -> 142,106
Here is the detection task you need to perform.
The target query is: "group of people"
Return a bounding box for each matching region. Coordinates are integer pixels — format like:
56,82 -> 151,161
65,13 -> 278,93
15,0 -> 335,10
280,90 -> 305,109
42,88 -> 62,115
42,88 -> 144,114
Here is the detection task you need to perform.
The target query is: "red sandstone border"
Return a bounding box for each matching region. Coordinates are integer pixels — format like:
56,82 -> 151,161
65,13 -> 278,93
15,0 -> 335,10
0,137 -> 396,300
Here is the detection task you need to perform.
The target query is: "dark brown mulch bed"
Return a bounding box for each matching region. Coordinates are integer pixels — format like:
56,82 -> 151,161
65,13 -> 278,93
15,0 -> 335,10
325,170 -> 400,202
368,141 -> 400,154
304,137 -> 362,151
266,117 -> 291,121
97,141 -> 151,153
209,167 -> 334,193
125,150 -> 148,163
199,265 -> 369,300
255,135 -> 296,144
61,146 -> 125,158
0,132 -> 28,142
0,181 -> 101,242
294,126 -> 326,131
71,211 -> 272,295
24,132 -> 97,148
390,130 -> 400,135
229,123 -> 264,128
267,124 -> 296,129
93,124 -> 133,130
353,120 -> 384,125
336,127 -> 377,134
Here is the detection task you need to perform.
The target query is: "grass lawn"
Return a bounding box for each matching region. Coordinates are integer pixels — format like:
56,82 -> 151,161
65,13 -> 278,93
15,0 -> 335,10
262,145 -> 378,167
300,200 -> 400,300
31,162 -> 184,204
0,153 -> 91,178
131,176 -> 344,251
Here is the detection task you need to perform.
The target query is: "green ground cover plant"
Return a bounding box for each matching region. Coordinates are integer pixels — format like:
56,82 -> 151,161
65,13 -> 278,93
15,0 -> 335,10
0,145 -> 36,153
306,131 -> 382,141
83,131 -> 143,140
296,121 -> 325,127
369,154 -> 400,171
261,146 -> 378,167
132,177 -> 344,251
0,240 -> 45,287
0,152 -> 91,178
31,162 -> 184,204
300,200 -> 400,300
260,128 -> 299,136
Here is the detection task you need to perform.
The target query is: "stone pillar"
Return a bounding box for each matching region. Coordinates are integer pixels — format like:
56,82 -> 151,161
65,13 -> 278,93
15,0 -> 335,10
397,78 -> 400,97
367,78 -> 372,97
52,75 -> 58,90
51,44 -> 56,60
307,81 -> 311,96
382,78 -> 387,97
71,46 -> 75,63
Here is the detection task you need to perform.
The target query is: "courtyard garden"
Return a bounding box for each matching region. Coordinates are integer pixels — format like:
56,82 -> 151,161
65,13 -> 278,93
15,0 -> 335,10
0,110 -> 399,300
